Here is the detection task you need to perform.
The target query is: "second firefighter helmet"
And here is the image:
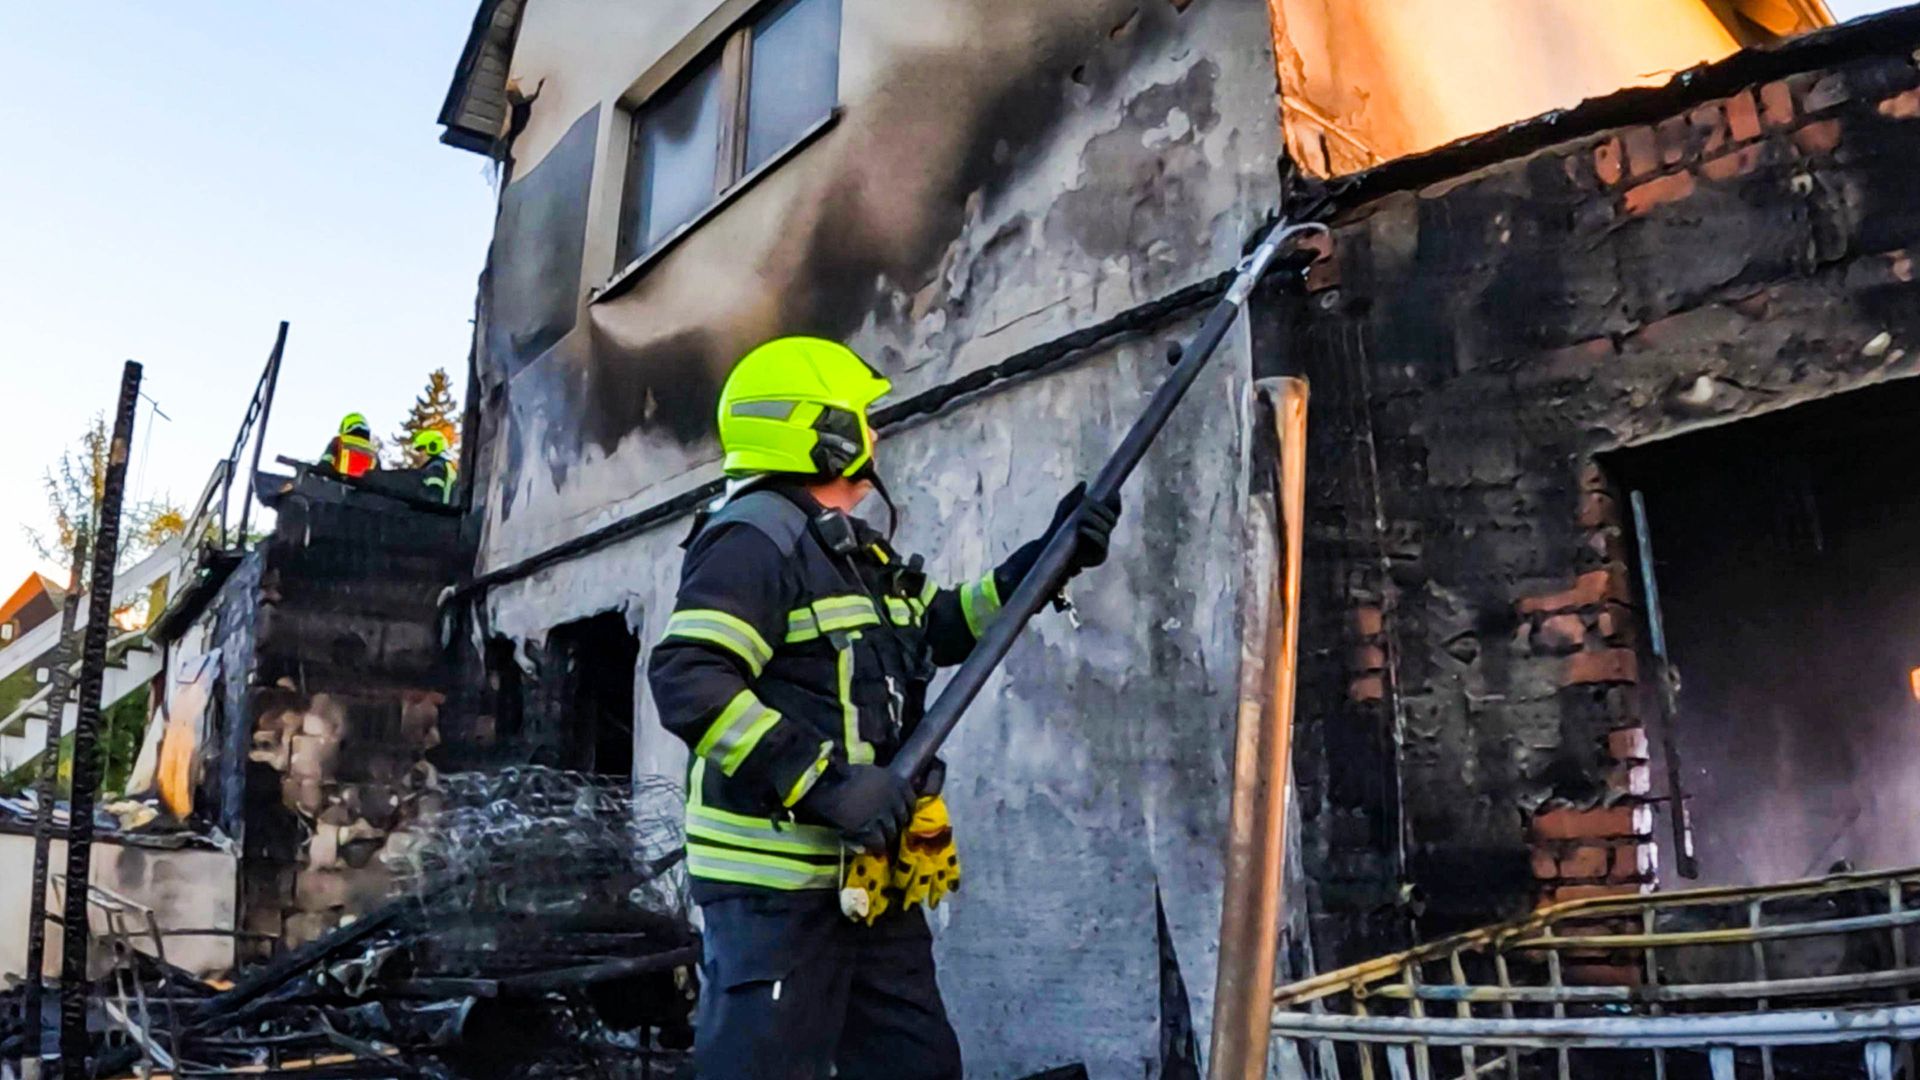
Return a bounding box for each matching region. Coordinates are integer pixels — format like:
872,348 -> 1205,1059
717,337 -> 891,478
412,429 -> 451,457
340,412 -> 371,438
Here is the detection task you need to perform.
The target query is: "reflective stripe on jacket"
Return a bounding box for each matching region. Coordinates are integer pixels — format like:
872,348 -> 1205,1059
328,434 -> 377,478
648,485 -> 1010,897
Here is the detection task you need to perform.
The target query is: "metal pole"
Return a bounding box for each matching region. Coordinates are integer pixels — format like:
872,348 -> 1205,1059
58,360 -> 142,1080
1209,376 -> 1309,1080
235,321 -> 288,547
20,531 -> 89,1073
1629,490 -> 1698,880
889,221 -> 1328,783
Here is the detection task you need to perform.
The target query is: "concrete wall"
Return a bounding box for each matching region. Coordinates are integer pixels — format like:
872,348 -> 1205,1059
0,833 -> 237,981
467,0 -> 1284,1072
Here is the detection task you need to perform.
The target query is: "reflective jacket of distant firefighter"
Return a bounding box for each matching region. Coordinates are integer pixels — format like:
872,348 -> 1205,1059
325,434 -> 377,478
647,480 -> 1036,899
326,415 -> 378,479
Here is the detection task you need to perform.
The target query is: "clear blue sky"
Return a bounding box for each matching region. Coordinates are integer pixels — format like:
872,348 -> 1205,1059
0,2 -> 1907,586
0,3 -> 496,583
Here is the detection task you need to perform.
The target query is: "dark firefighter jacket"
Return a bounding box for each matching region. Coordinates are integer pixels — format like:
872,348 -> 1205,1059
647,482 -> 1039,901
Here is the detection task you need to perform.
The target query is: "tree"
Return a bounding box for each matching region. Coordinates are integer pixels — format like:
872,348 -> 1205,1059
389,368 -> 461,467
26,414 -> 186,583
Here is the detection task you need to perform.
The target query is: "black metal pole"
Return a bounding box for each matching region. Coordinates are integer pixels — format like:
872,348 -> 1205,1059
58,360 -> 142,1080
235,321 -> 288,547
20,531 -> 88,1071
889,222 -> 1326,783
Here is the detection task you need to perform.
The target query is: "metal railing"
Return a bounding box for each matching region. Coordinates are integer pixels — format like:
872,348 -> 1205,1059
1272,866 -> 1920,1079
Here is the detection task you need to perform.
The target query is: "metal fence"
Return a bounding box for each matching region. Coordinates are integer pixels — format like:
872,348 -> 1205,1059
1271,866 -> 1920,1079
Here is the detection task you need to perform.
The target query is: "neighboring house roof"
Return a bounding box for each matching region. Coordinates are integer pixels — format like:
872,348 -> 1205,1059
0,574 -> 63,645
438,0 -> 526,154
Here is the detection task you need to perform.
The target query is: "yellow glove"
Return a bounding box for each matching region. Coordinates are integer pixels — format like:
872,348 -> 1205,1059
839,795 -> 961,925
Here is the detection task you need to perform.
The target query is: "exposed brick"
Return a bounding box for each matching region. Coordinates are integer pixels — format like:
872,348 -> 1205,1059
1595,602 -> 1636,645
1593,137 -> 1624,186
1794,118 -> 1842,157
1351,605 -> 1384,637
1760,80 -> 1795,128
1612,842 -> 1657,879
1554,882 -> 1645,903
1724,89 -> 1763,142
1518,565 -> 1631,614
1700,143 -> 1767,183
1689,101 -> 1731,156
1606,726 -> 1650,762
1350,674 -> 1385,702
1608,762 -> 1652,797
1623,171 -> 1696,215
1559,844 -> 1609,879
1565,648 -> 1639,686
1577,461 -> 1609,493
1531,847 -> 1560,880
1805,72 -> 1851,112
1622,126 -> 1661,178
1577,491 -> 1620,529
1531,804 -> 1648,841
1350,643 -> 1387,672
1585,528 -> 1626,565
1881,87 -> 1920,120
1655,116 -> 1691,166
1536,614 -> 1586,653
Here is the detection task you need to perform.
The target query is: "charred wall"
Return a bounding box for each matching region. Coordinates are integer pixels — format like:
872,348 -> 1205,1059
1265,16 -> 1920,967
229,486 -> 466,952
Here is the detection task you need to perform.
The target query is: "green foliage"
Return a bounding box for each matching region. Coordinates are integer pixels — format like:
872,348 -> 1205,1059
0,683 -> 149,800
25,414 -> 185,582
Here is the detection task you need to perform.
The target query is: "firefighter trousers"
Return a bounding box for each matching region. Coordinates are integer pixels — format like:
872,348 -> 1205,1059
694,891 -> 962,1079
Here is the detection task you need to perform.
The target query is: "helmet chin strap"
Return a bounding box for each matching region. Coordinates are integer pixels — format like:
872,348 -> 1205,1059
854,461 -> 898,541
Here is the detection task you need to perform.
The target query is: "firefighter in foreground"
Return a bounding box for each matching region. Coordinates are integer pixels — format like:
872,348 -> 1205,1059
647,337 -> 1121,1078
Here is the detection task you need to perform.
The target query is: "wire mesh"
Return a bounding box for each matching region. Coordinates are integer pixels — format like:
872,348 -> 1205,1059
383,767 -> 690,975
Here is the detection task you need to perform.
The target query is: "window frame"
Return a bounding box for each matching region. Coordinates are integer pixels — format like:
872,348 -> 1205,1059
601,0 -> 842,300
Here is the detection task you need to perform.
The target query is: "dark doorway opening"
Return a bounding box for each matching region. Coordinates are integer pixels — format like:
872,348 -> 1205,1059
547,612 -> 638,778
1610,376 -> 1920,887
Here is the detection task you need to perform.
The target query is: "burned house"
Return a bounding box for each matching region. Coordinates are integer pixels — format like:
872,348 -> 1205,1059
419,0 -> 1920,1073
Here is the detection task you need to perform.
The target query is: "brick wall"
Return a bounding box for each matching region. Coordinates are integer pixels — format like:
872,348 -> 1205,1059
1260,16 -> 1920,962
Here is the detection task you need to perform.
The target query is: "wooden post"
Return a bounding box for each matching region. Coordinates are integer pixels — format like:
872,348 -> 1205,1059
1209,376 -> 1309,1079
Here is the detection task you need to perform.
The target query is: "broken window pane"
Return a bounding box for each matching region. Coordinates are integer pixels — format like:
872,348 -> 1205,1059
745,0 -> 841,173
628,58 -> 725,257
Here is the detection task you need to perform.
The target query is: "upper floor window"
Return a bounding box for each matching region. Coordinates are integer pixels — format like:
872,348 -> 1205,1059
619,0 -> 842,269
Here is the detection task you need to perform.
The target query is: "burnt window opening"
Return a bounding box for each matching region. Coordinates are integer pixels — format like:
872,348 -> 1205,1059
546,612 -> 639,779
1607,376 -> 1920,889
485,636 -> 527,746
615,0 -> 842,274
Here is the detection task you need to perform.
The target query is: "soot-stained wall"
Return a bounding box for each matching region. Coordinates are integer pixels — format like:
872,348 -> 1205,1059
469,2 -> 1283,1072
1266,15 -> 1920,966
470,0 -> 1279,571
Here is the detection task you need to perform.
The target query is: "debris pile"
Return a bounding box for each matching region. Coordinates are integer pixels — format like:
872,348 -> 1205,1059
5,767 -> 698,1079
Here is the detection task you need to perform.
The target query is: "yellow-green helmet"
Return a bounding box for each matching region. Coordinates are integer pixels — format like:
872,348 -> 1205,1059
340,412 -> 371,437
717,337 -> 891,478
412,429 -> 451,457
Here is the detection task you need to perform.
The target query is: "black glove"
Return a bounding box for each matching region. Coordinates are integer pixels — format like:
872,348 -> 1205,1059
799,764 -> 914,853
1049,482 -> 1122,576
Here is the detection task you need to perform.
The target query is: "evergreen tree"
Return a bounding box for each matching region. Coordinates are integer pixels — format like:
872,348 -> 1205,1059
391,368 -> 461,467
